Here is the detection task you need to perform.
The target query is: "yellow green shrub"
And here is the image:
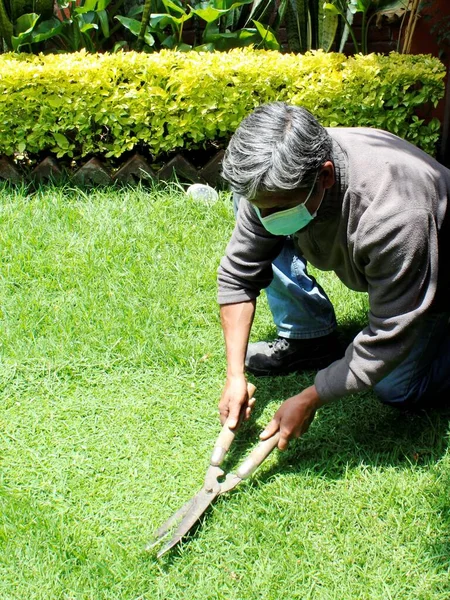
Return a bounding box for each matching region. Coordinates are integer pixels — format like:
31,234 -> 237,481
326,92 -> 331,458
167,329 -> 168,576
0,49 -> 445,160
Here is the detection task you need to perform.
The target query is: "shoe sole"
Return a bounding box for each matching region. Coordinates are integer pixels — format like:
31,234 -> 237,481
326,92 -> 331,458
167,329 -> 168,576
245,353 -> 339,377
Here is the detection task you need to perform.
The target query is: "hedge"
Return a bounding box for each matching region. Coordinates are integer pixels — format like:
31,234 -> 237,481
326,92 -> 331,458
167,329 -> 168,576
0,49 -> 445,160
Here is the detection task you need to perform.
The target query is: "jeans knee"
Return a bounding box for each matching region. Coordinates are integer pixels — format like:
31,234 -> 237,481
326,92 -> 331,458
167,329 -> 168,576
374,379 -> 417,408
374,377 -> 441,409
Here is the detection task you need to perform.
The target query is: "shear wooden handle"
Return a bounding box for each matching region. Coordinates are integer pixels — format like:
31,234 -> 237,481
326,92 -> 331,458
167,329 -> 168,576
210,382 -> 256,466
235,432 -> 280,479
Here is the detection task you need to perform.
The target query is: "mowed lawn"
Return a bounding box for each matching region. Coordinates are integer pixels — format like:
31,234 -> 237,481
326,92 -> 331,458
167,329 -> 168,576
0,183 -> 449,600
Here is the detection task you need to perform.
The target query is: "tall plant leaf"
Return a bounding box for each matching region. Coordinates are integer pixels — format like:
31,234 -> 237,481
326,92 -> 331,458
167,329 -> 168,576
253,19 -> 280,49
81,0 -> 98,12
242,0 -> 276,28
0,0 -> 13,48
285,0 -> 308,53
31,17 -> 64,43
11,12 -> 39,50
137,0 -> 152,50
97,8 -> 110,38
115,14 -> 155,45
272,0 -> 287,32
324,1 -> 359,52
308,0 -> 318,48
320,8 -> 338,51
338,4 -> 354,52
190,5 -> 227,23
191,0 -> 252,24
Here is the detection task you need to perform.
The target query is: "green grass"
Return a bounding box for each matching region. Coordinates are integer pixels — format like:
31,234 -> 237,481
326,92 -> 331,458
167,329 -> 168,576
0,183 -> 449,600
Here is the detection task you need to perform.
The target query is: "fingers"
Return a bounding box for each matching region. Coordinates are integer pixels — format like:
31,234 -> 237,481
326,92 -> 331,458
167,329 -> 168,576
260,419 -> 290,451
219,397 -> 255,429
244,397 -> 256,421
218,399 -> 229,426
227,414 -> 239,429
278,433 -> 290,451
227,395 -> 248,428
261,421 -> 295,451
260,396 -> 313,450
260,417 -> 279,440
218,375 -> 251,427
218,377 -> 257,428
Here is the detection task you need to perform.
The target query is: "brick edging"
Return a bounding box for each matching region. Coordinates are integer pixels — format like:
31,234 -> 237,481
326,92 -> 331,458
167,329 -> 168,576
0,151 -> 226,188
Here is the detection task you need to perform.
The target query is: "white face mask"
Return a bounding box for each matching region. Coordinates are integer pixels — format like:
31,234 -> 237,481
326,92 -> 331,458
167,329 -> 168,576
253,173 -> 324,236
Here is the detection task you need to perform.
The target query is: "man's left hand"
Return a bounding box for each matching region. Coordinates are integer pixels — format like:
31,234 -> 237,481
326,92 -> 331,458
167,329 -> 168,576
259,385 -> 322,450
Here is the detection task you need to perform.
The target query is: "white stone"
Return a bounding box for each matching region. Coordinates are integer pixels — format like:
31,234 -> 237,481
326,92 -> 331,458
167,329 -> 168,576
186,183 -> 219,203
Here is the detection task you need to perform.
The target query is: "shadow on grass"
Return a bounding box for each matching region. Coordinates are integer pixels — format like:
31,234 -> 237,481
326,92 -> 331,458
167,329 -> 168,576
242,317 -> 449,475
223,375 -> 450,579
154,324 -> 450,567
243,376 -> 450,476
153,383 -> 450,567
154,384 -> 450,564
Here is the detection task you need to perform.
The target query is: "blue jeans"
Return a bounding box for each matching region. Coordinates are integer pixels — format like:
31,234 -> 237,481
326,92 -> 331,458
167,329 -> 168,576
234,195 -> 450,407
374,312 -> 450,408
267,238 -> 337,339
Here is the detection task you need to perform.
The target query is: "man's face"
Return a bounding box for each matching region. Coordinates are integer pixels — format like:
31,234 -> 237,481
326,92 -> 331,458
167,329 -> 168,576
251,181 -> 317,218
250,161 -> 335,218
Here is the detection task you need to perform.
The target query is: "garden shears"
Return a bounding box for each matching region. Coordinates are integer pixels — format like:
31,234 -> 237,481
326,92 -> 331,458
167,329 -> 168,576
147,383 -> 280,558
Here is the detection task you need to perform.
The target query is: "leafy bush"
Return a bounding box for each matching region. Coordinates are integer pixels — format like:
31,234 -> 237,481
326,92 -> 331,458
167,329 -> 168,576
117,0 -> 281,53
0,49 -> 445,160
5,0 -> 282,54
11,0 -> 116,53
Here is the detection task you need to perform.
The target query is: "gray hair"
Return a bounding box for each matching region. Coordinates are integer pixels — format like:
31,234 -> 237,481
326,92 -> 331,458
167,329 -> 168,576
222,102 -> 333,198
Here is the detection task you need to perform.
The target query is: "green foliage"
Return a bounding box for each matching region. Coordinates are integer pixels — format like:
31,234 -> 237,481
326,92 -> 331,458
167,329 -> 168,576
192,0 -> 280,51
283,0 -> 339,53
325,0 -> 409,54
116,0 -> 279,52
10,0 -> 115,52
0,0 -> 53,49
0,0 -> 416,55
0,49 -> 445,160
0,0 -> 280,54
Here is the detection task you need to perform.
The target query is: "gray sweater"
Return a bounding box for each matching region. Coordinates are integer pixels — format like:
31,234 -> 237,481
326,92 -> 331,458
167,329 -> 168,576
217,128 -> 450,401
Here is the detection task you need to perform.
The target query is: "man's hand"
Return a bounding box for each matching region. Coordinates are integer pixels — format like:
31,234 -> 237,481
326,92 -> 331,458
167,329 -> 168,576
219,375 -> 256,428
260,385 -> 322,450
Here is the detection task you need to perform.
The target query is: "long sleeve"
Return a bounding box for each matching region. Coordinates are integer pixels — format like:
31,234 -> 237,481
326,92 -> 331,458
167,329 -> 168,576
217,197 -> 284,305
315,208 -> 439,400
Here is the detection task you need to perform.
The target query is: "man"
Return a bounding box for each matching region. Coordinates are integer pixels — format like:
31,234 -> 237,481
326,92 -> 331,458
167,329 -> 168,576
217,102 -> 450,451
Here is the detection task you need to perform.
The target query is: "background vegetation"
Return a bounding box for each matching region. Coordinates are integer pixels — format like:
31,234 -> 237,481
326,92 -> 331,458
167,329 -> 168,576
0,0 -> 412,55
0,49 -> 444,161
0,183 -> 449,599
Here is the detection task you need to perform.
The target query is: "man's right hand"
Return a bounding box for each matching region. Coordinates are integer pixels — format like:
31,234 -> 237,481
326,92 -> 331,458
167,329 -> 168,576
218,375 -> 255,428
219,300 -> 256,427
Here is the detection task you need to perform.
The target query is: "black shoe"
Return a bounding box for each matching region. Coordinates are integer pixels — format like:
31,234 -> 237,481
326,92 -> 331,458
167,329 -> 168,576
245,332 -> 342,376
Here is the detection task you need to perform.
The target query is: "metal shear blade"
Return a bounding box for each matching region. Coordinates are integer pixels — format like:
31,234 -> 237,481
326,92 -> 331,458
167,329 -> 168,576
155,487 -> 219,558
147,465 -> 226,558
147,384 -> 279,557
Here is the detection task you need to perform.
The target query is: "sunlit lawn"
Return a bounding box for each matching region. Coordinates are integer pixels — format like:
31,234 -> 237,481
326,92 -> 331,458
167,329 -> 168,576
0,183 -> 449,599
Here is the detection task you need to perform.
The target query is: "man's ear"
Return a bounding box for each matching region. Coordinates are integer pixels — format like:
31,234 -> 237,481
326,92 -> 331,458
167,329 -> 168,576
319,161 -> 335,189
